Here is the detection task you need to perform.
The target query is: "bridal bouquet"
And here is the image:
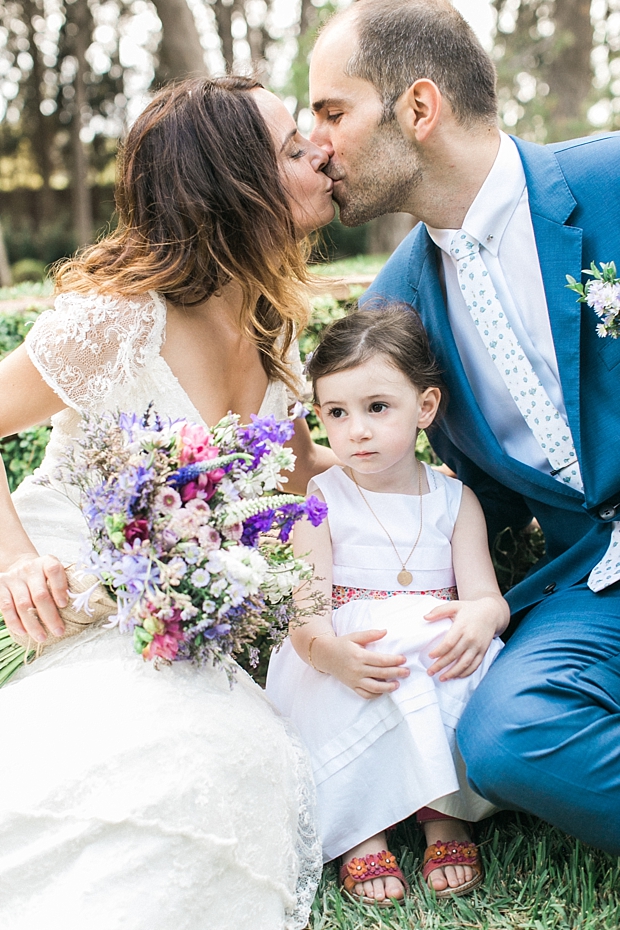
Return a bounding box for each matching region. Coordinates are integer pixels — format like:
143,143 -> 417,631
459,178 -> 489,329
566,261 -> 620,339
0,408 -> 327,684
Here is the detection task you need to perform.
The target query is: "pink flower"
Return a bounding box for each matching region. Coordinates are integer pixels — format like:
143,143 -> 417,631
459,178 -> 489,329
198,526 -> 221,551
180,469 -> 225,503
124,519 -> 150,545
142,615 -> 184,662
223,522 -> 243,541
178,424 -> 220,465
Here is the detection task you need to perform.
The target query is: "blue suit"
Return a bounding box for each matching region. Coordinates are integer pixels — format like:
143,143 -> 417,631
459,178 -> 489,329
363,133 -> 620,854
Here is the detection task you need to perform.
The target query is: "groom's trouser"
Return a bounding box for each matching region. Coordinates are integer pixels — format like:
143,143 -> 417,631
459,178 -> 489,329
457,582 -> 620,855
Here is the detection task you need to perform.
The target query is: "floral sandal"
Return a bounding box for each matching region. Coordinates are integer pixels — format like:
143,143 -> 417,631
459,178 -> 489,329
339,849 -> 409,908
422,839 -> 483,898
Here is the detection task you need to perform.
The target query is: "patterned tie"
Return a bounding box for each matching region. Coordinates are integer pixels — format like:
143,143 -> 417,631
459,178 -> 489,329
449,231 -> 583,492
588,523 -> 620,592
450,230 -> 620,593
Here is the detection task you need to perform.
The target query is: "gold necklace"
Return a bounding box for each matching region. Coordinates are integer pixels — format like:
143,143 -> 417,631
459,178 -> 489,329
351,463 -> 423,587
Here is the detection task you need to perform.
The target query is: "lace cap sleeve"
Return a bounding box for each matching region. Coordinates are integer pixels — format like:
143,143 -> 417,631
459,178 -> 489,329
26,291 -> 167,410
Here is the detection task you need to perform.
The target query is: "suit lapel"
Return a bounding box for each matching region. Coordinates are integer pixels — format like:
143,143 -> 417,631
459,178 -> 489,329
407,224 -> 582,506
512,137 -> 585,468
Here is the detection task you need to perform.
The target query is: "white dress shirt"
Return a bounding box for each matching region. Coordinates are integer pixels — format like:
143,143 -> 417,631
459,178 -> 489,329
426,132 -> 568,475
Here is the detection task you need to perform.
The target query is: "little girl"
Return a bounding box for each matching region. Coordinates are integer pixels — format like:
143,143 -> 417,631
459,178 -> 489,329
266,305 -> 509,906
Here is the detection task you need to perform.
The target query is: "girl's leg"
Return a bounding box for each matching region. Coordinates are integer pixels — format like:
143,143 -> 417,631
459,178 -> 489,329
341,832 -> 406,903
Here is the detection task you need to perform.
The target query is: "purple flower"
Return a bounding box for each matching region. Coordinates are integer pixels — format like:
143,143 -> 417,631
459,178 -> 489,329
203,623 -> 232,640
241,509 -> 275,547
110,553 -> 159,596
304,495 -> 328,526
237,414 -> 295,466
271,501 -> 306,542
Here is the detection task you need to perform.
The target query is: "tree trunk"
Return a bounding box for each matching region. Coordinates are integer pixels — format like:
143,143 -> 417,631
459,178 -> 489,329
152,0 -> 209,81
69,0 -> 94,249
23,0 -> 56,225
0,221 -> 11,287
367,214 -> 417,255
212,0 -> 241,73
546,0 -> 593,139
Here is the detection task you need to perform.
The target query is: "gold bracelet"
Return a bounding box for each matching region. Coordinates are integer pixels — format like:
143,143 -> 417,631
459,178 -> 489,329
308,631 -> 335,673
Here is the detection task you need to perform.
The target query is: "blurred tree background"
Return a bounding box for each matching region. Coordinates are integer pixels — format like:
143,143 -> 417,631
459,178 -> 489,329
1,0 -> 620,285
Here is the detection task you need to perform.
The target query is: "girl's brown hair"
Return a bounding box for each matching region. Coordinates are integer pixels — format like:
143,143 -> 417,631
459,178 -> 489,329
54,76 -> 311,390
307,302 -> 447,415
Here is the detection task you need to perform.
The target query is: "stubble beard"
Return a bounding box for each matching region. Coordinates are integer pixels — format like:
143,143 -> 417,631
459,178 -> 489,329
334,121 -> 422,227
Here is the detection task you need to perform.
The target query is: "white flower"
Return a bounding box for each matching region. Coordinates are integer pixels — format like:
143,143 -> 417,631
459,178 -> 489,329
181,543 -> 202,564
191,568 -> 210,587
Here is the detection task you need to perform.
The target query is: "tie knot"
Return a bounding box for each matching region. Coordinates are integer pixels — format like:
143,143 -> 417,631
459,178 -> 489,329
449,230 -> 480,261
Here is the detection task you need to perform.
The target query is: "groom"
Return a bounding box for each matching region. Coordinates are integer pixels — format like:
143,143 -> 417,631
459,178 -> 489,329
309,0 -> 620,855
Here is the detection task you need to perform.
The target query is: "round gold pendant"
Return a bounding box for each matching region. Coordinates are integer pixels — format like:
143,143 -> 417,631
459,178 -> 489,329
397,570 -> 413,586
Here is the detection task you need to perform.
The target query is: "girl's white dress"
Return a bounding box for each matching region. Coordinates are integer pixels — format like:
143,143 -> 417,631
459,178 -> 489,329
266,464 -> 503,862
0,292 -> 322,930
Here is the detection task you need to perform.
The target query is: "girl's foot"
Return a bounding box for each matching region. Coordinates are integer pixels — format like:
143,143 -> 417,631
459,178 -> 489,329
340,832 -> 407,904
422,818 -> 481,895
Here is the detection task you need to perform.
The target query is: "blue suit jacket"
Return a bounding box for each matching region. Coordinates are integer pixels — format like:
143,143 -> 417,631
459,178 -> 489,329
363,133 -> 620,617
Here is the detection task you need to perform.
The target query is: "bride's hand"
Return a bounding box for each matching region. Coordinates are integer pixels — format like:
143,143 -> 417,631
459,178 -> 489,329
0,554 -> 68,642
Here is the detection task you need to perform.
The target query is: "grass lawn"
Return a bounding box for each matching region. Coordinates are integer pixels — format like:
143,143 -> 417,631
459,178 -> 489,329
310,812 -> 620,929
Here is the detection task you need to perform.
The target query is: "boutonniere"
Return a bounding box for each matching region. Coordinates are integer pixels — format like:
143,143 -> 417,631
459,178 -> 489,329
566,261 -> 620,339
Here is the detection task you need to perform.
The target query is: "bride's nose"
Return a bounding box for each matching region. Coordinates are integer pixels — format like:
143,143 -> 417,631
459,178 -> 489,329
307,140 -> 329,172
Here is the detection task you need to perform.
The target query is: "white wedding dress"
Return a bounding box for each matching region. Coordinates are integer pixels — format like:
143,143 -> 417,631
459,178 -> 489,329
0,292 -> 322,930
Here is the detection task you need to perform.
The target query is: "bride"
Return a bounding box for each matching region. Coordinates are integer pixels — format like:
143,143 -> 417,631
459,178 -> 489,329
0,77 -> 335,930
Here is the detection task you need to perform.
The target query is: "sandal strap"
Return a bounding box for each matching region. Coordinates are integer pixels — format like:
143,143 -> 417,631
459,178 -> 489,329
340,849 -> 409,893
422,840 -> 481,881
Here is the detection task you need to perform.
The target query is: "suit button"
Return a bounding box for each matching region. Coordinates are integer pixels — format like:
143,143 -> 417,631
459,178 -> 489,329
543,583 -> 556,595
599,505 -> 618,521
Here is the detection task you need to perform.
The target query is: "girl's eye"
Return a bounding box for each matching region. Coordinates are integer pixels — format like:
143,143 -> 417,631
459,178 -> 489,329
370,402 -> 388,413
327,407 -> 346,419
290,147 -> 306,159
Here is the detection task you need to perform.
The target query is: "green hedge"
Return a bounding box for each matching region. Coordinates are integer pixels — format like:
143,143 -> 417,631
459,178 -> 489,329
0,306 -> 53,492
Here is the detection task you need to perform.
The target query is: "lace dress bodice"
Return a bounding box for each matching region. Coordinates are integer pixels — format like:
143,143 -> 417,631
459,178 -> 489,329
15,290 -> 302,565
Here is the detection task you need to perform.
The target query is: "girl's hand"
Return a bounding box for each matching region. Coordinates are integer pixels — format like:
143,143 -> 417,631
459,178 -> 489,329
310,628 -> 409,700
0,554 -> 68,642
424,597 -> 506,681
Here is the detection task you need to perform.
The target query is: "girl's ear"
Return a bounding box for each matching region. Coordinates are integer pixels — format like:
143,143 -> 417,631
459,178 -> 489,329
313,402 -> 324,425
417,387 -> 441,429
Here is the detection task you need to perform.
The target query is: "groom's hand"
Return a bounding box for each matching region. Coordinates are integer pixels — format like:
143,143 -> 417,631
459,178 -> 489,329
0,554 -> 68,642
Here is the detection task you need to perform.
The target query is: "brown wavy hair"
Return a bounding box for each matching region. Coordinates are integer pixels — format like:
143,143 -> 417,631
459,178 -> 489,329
308,301 -> 448,417
54,76 -> 312,390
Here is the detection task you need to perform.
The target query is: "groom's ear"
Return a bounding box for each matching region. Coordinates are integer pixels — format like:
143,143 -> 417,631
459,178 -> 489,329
395,79 -> 443,144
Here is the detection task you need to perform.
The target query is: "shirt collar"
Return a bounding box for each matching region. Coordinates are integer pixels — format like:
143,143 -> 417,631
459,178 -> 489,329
426,131 -> 527,258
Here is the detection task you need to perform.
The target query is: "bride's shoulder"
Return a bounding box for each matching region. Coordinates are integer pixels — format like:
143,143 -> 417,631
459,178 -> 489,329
25,290 -> 167,410
40,289 -> 165,337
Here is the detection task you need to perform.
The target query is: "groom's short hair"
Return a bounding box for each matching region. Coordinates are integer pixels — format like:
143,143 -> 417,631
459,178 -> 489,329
327,0 -> 497,127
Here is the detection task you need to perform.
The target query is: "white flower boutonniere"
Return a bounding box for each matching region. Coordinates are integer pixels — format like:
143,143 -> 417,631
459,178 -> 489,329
566,261 -> 620,339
